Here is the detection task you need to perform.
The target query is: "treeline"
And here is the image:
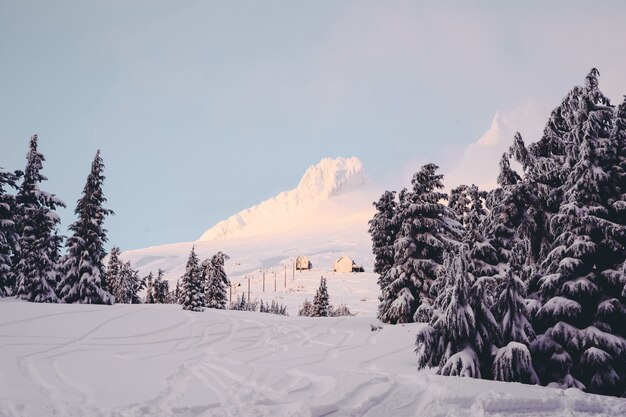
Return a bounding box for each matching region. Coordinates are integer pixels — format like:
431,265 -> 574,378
369,69 -> 626,397
0,136 -> 117,303
0,135 -> 173,305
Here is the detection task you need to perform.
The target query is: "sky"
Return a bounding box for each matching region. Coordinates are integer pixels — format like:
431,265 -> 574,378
2,0 -> 626,251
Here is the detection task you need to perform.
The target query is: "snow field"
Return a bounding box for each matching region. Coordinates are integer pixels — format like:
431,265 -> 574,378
2,300 -> 626,417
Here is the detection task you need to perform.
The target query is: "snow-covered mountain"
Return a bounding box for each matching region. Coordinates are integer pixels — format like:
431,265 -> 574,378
199,156 -> 371,241
123,157 -> 380,311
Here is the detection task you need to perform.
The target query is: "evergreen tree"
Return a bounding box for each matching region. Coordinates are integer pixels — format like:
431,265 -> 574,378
463,185 -> 499,280
0,168 -> 21,296
415,247 -> 500,378
495,246 -> 536,346
312,277 -> 329,317
204,252 -> 230,309
175,279 -> 183,304
449,185 -> 472,225
379,164 -> 461,324
369,190 -> 398,276
113,261 -> 143,303
181,247 -> 204,311
490,242 -> 539,385
144,272 -> 155,304
57,150 -> 113,304
153,269 -> 170,303
14,135 -> 65,302
105,246 -> 122,295
529,69 -> 626,395
298,299 -> 314,316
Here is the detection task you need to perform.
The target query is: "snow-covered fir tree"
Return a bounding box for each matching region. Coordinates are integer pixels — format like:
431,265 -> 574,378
13,135 -> 65,302
104,246 -> 122,297
527,71 -> 626,395
175,280 -> 183,305
103,246 -> 121,294
484,153 -> 536,267
312,276 -> 329,317
181,247 -> 204,311
449,185 -> 473,225
113,261 -> 144,304
415,246 -> 500,378
152,269 -> 170,303
491,242 -> 539,384
369,190 -> 398,276
0,168 -> 20,296
57,150 -> 113,304
377,164 -> 461,324
455,185 -> 499,277
204,252 -> 230,309
369,190 -> 400,322
144,272 -> 155,304
298,299 -> 314,316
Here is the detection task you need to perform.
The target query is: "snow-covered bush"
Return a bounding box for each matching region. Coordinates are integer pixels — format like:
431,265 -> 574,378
259,300 -> 288,316
492,342 -> 539,384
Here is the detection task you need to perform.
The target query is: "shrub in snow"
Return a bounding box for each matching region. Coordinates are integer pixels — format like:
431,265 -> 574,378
228,294 -> 257,311
492,342 -> 539,384
377,164 -> 461,324
180,247 -> 205,312
259,300 -> 288,316
329,303 -> 353,317
298,299 -> 314,316
14,135 -> 65,303
439,348 -> 481,378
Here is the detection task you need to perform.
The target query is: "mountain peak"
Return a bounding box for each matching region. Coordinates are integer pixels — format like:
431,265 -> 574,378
296,157 -> 366,199
198,157 -> 368,241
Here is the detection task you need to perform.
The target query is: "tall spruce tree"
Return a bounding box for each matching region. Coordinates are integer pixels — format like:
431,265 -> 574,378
204,252 -> 230,309
14,135 -> 65,302
529,69 -> 626,395
57,150 -> 113,304
181,247 -> 204,311
0,168 -> 20,296
378,164 -> 461,324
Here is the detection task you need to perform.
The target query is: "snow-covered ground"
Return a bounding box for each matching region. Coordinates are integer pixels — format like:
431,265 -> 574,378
2,300 -> 625,417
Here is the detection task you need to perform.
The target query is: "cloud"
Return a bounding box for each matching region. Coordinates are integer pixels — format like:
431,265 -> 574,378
443,98 -> 555,191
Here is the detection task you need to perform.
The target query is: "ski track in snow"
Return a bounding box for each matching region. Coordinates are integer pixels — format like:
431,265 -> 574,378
1,301 -> 626,416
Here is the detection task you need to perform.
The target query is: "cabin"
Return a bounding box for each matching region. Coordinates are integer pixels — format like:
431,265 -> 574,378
296,256 -> 312,271
333,256 -> 364,273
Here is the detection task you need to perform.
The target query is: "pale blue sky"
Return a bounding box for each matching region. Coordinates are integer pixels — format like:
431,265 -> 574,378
2,0 -> 626,250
